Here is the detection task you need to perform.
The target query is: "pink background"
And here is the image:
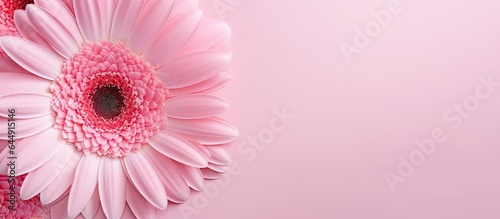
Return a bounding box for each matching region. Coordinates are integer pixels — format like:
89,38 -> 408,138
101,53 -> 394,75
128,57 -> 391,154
161,0 -> 500,218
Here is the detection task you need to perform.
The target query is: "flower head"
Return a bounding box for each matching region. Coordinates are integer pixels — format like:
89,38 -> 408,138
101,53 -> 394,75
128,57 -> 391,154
0,0 -> 238,218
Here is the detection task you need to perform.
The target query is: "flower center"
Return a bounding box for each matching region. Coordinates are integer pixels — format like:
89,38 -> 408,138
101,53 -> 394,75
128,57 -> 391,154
91,85 -> 125,120
51,41 -> 168,158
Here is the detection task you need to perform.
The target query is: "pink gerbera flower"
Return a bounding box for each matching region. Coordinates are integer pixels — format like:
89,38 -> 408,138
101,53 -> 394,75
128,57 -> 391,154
0,0 -> 237,218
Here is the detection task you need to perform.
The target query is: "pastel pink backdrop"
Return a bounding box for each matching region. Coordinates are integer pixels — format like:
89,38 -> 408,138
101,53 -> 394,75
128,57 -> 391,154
159,0 -> 500,218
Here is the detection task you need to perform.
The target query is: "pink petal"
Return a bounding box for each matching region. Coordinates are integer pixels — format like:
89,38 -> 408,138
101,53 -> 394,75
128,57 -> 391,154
0,73 -> 50,97
99,0 -> 117,40
68,154 -> 101,218
13,11 -> 53,51
0,94 -> 51,119
149,131 -> 208,168
50,195 -> 69,219
201,168 -> 224,180
126,179 -> 158,218
73,0 -> 102,41
0,114 -> 54,140
166,117 -> 239,145
165,94 -> 228,119
14,128 -> 65,175
158,51 -> 230,89
173,160 -> 204,191
180,19 -> 231,55
0,142 -> 11,175
127,0 -> 174,53
34,0 -> 84,43
0,36 -> 63,80
170,0 -> 198,18
110,0 -> 144,42
206,145 -> 231,165
40,151 -> 81,205
190,141 -> 211,161
93,206 -> 107,219
123,151 -> 168,209
98,157 -> 126,219
200,72 -> 233,93
0,140 -> 6,150
208,163 -> 229,173
20,144 -> 76,200
26,5 -> 80,59
0,56 -> 27,73
144,10 -> 201,67
121,205 -> 135,219
60,0 -> 74,12
82,185 -> 100,219
168,71 -> 232,96
142,146 -> 191,203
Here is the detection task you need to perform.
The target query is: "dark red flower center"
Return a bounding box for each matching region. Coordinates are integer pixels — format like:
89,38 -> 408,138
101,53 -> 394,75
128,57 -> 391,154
91,84 -> 125,120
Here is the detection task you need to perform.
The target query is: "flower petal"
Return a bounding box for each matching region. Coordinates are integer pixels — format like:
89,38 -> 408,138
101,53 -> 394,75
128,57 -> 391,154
121,205 -> 135,219
173,160 -> 204,191
123,151 -> 168,209
200,72 -> 233,93
0,56 -> 27,73
34,0 -> 84,43
201,168 -> 224,180
26,5 -> 80,59
158,51 -> 230,89
0,114 -> 54,140
0,73 -> 51,97
180,19 -> 231,55
73,0 -> 101,41
149,131 -> 208,168
0,143 -> 12,175
168,71 -> 232,96
82,188 -> 100,219
142,146 -> 191,203
0,36 -> 63,80
13,11 -> 53,51
99,0 -> 117,40
206,145 -> 231,165
98,157 -> 126,219
208,163 -> 229,173
126,179 -> 158,218
0,94 -> 51,119
68,154 -> 101,219
60,0 -> 74,12
50,195 -> 69,219
110,0 -> 144,42
166,118 -> 239,145
93,206 -> 106,219
165,94 -> 228,119
12,128 -> 65,176
144,10 -> 201,67
127,0 -> 174,53
20,144 -> 76,200
40,151 -> 81,205
190,141 -> 211,161
170,0 -> 198,18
